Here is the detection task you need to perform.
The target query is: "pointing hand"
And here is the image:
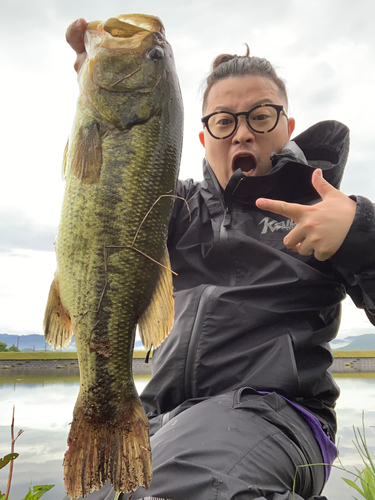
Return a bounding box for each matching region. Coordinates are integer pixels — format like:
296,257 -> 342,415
256,169 -> 357,261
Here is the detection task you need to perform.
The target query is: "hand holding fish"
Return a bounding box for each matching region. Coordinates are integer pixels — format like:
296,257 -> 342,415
256,168 -> 356,261
66,18 -> 88,72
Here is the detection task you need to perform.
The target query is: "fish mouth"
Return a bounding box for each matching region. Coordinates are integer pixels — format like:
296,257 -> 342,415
85,14 -> 167,94
232,154 -> 257,177
103,15 -> 164,38
86,15 -> 164,49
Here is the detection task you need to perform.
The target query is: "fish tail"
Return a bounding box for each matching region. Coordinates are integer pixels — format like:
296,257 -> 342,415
64,395 -> 152,499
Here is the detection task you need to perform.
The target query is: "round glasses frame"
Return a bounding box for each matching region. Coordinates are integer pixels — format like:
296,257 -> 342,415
201,103 -> 286,140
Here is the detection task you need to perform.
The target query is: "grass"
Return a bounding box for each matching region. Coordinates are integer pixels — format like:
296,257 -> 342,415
0,407 -> 54,499
0,350 -> 371,361
0,352 -> 77,360
333,351 -> 375,358
0,350 -> 151,360
293,412 -> 375,500
338,412 -> 375,500
334,373 -> 375,379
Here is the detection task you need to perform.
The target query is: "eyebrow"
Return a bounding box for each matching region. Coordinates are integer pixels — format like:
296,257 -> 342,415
212,98 -> 276,113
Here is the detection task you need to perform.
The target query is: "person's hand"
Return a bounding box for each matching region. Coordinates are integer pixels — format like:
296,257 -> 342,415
256,169 -> 357,261
65,18 -> 88,73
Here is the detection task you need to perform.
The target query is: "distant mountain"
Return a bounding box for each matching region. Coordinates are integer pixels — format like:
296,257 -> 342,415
2,333 -> 374,353
0,333 -> 146,352
330,336 -> 358,350
333,333 -> 375,351
0,333 -> 76,352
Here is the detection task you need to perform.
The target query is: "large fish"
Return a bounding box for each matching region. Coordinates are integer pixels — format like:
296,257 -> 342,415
43,14 -> 183,499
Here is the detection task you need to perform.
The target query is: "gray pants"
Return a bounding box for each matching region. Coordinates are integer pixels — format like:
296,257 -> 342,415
62,389 -> 328,500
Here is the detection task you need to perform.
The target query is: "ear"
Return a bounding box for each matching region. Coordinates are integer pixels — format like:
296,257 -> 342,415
287,117 -> 295,138
199,131 -> 205,147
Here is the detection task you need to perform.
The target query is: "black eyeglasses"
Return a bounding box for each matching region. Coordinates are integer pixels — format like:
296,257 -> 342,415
201,103 -> 286,139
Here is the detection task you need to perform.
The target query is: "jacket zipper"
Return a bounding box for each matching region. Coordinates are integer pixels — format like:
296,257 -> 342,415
183,208 -> 235,399
184,284 -> 216,400
183,165 -> 236,399
220,207 -> 237,286
206,164 -> 237,286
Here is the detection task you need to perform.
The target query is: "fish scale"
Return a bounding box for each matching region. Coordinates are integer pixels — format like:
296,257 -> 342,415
43,13 -> 182,499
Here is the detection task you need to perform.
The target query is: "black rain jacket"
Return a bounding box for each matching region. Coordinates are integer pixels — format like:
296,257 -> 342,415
141,121 -> 375,441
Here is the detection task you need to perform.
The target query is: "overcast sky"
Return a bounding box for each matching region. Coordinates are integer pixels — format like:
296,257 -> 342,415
1,0 -> 375,338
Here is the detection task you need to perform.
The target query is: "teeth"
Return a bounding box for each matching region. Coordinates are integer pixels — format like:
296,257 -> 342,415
242,169 -> 254,177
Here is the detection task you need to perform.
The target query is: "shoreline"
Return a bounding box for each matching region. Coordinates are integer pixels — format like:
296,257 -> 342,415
0,357 -> 152,375
1,355 -> 375,374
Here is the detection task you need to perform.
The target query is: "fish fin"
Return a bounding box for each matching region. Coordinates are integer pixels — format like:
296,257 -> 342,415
64,391 -> 152,499
43,274 -> 72,349
71,122 -> 102,183
138,249 -> 174,350
62,138 -> 69,179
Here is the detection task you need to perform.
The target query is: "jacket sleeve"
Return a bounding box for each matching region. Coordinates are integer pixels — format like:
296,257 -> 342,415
331,195 -> 375,325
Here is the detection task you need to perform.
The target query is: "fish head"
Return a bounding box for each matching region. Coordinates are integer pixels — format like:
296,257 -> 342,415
79,14 -> 181,129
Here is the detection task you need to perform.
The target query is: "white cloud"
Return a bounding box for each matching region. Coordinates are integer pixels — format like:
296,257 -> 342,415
0,250 -> 56,335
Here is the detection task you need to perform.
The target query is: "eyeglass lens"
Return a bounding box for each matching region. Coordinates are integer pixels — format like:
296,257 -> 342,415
207,106 -> 279,138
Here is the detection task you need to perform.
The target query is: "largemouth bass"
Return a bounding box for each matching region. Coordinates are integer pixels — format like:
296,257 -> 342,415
43,14 -> 183,499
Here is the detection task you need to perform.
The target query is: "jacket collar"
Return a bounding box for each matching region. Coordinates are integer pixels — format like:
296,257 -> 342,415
203,120 -> 350,209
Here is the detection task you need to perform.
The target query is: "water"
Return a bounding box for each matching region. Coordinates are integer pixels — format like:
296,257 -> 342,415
0,372 -> 374,500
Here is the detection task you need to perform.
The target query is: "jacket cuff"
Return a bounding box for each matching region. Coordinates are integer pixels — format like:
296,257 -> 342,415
331,195 -> 375,274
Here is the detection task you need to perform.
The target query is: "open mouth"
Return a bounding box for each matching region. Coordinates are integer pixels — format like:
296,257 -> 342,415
232,155 -> 256,176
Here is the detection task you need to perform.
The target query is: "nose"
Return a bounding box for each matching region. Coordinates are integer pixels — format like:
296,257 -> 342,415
232,115 -> 255,144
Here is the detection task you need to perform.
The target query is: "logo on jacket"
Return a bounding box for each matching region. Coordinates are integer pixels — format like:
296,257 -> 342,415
259,217 -> 295,234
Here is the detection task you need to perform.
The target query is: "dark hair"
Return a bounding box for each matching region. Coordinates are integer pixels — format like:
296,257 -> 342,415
202,45 -> 288,113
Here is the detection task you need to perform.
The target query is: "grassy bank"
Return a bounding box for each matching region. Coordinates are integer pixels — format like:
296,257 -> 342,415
1,350 -> 373,361
0,350 -> 151,360
332,350 -> 375,358
0,352 -> 78,360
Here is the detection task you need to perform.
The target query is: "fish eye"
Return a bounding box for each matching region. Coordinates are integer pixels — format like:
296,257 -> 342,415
147,46 -> 164,61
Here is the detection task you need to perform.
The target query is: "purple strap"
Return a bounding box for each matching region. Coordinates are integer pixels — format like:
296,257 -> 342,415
260,393 -> 337,482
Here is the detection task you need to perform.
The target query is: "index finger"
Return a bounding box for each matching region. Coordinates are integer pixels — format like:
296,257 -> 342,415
65,18 -> 88,54
256,197 -> 304,222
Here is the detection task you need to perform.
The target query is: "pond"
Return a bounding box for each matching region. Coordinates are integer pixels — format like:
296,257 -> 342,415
0,372 -> 374,500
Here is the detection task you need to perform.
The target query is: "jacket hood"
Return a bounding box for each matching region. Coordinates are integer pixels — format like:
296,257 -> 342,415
203,120 -> 350,208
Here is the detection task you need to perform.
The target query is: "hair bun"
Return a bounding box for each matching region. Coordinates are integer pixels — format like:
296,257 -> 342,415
212,45 -> 250,70
212,54 -> 236,69
202,45 -> 287,114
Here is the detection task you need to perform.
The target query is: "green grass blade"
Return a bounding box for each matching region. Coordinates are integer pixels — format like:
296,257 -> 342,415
21,485 -> 54,499
342,477 -> 366,497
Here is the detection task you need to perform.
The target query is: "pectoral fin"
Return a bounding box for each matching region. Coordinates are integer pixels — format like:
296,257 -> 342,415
71,122 -> 102,184
44,274 -> 72,349
138,250 -> 174,350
